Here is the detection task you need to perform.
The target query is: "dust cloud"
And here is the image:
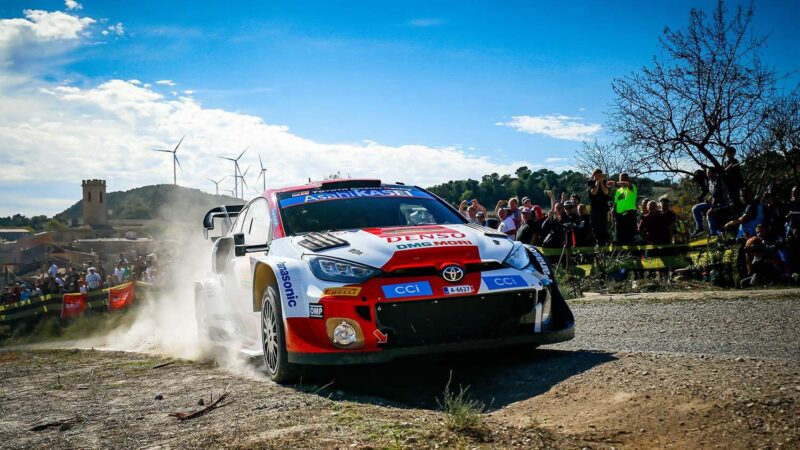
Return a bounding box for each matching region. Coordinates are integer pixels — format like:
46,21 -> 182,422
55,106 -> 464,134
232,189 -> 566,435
90,198 -> 263,379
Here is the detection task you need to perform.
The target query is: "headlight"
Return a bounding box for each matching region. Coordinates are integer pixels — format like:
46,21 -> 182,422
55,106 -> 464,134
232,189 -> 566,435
306,256 -> 379,283
504,243 -> 531,270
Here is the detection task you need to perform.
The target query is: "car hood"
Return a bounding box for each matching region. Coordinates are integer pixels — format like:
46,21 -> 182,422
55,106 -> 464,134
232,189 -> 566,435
290,224 -> 515,271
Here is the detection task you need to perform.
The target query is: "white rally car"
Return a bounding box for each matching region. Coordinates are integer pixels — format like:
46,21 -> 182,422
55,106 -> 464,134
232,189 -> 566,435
196,179 -> 574,383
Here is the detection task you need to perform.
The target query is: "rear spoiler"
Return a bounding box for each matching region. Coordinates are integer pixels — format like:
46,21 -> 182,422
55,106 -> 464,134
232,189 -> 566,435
202,204 -> 244,239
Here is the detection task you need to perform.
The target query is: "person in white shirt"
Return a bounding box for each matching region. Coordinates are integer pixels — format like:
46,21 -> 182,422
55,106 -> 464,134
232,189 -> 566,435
497,208 -> 517,236
48,261 -> 58,279
85,268 -> 102,291
114,264 -> 125,284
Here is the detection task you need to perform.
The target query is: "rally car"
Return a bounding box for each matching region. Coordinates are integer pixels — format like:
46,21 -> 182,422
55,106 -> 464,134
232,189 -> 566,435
195,179 -> 574,383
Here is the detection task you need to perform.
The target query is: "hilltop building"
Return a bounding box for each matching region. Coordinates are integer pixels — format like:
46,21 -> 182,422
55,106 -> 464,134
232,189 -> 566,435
82,179 -> 109,228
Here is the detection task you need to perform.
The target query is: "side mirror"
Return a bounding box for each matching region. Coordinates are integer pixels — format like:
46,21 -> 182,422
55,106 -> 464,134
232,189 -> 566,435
233,233 -> 246,257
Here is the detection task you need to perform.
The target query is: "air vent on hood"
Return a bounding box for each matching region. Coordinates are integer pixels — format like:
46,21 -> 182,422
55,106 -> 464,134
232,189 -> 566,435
297,232 -> 349,252
464,222 -> 510,238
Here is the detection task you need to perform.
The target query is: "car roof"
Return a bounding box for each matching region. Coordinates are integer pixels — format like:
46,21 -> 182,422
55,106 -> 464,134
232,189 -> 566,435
260,178 -> 412,199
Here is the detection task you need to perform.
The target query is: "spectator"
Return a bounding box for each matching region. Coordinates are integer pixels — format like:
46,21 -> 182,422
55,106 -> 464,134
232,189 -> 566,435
587,168 -> 612,246
11,283 -> 21,303
691,167 -> 732,238
574,204 -> 595,247
86,267 -> 102,291
79,280 -> 87,295
515,207 -> 535,244
96,259 -> 107,282
475,211 -> 487,227
507,197 -> 521,228
47,260 -> 58,279
521,197 -> 533,209
530,205 -> 546,245
638,200 -> 673,245
66,267 -> 80,293
612,173 -> 638,245
760,192 -> 784,243
497,208 -> 517,237
541,202 -> 571,248
114,264 -> 125,284
725,186 -> 764,240
106,275 -> 115,288
117,252 -> 128,266
741,237 -> 781,287
692,169 -> 710,203
659,196 -> 686,243
459,199 -> 483,223
54,274 -> 65,293
723,146 -> 744,210
786,186 -> 800,238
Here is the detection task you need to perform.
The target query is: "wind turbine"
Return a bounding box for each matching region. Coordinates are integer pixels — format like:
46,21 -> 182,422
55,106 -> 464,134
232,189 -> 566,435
218,147 -> 247,199
152,136 -> 185,185
256,154 -> 268,192
207,175 -> 228,196
239,166 -> 252,198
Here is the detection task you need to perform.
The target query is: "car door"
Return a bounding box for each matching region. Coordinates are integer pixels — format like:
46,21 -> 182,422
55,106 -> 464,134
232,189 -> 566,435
228,198 -> 273,340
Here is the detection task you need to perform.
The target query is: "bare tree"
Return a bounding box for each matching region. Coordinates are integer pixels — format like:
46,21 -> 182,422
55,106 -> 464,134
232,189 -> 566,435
609,1 -> 777,175
758,92 -> 800,183
575,140 -> 640,177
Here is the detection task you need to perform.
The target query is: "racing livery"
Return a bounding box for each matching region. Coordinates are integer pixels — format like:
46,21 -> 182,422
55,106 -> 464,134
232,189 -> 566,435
195,179 -> 574,383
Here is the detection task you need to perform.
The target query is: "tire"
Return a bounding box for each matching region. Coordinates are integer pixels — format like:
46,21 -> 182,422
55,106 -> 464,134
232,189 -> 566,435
194,284 -> 209,341
261,286 -> 302,384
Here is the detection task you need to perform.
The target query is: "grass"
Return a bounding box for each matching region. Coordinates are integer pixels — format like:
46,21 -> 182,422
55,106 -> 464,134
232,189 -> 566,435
437,371 -> 486,433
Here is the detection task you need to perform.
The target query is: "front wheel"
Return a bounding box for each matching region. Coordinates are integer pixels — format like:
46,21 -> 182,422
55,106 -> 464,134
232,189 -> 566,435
261,286 -> 301,383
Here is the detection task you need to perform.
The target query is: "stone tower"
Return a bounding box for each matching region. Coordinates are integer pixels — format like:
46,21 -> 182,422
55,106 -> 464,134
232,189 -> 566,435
82,179 -> 108,227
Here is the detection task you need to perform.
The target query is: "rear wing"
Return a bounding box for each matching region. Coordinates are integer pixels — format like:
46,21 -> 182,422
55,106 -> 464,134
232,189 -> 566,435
202,204 -> 244,240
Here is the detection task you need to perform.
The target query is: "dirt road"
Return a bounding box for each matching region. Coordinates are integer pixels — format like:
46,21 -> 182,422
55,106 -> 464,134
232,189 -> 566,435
1,289 -> 798,449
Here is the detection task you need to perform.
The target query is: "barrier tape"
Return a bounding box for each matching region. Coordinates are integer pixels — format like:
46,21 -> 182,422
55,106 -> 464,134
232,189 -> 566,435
0,282 -> 154,326
535,236 -> 721,257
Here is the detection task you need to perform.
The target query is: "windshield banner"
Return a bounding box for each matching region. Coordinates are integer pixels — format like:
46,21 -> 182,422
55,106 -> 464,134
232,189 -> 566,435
280,187 -> 432,208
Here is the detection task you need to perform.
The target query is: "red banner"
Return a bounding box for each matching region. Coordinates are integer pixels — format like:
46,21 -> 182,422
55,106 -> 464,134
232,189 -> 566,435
61,293 -> 87,319
108,282 -> 135,311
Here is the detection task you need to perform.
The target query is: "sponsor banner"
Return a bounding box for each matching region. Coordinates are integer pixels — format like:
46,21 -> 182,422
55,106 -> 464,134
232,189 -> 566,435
322,287 -> 362,297
381,281 -> 433,299
280,187 -> 432,208
309,303 -> 324,319
61,292 -> 87,319
443,285 -> 473,295
482,275 -> 528,290
108,282 -> 135,311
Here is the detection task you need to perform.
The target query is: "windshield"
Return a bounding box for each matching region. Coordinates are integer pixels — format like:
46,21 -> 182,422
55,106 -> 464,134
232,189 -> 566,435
278,187 -> 464,235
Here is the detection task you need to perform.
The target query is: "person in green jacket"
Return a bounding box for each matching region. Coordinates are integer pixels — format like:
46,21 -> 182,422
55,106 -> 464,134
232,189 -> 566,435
611,172 -> 638,245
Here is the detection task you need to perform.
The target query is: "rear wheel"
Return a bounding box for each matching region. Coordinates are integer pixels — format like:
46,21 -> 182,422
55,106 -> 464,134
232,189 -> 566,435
261,286 -> 301,383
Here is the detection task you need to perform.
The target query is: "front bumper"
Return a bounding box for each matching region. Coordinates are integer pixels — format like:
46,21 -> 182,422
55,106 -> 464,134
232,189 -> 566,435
287,323 -> 574,365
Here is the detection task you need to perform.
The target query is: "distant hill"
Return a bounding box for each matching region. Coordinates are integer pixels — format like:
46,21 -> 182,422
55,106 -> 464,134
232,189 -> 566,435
55,184 -> 245,223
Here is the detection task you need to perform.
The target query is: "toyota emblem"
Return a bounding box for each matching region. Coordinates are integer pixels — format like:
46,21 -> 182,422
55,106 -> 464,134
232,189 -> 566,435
441,265 -> 465,282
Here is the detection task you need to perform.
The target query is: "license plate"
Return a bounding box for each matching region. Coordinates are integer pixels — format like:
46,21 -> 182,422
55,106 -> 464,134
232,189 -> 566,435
443,285 -> 473,295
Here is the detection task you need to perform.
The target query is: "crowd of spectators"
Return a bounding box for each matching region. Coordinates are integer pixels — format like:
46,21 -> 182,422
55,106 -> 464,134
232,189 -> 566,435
457,147 -> 800,287
1,252 -> 160,305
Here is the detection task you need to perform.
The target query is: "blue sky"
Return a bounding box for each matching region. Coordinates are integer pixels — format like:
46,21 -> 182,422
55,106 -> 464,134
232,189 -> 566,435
1,0 -> 798,216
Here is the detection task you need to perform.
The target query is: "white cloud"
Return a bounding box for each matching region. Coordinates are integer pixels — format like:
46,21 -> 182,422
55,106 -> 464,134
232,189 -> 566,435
64,0 -> 83,11
407,18 -> 443,27
545,157 -> 569,163
155,79 -> 176,86
1,79 -> 532,215
102,22 -> 124,37
0,9 -> 95,66
183,90 -> 195,95
127,79 -> 141,85
497,114 -> 601,141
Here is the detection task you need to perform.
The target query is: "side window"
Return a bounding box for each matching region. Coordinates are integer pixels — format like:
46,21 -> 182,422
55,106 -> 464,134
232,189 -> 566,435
231,206 -> 250,235
244,198 -> 272,246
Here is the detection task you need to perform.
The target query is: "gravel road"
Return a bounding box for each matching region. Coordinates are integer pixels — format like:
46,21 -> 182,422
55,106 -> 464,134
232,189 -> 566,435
551,289 -> 800,360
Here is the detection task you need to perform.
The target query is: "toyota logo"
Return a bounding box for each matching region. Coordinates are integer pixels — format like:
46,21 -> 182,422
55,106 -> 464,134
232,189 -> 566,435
441,265 -> 465,282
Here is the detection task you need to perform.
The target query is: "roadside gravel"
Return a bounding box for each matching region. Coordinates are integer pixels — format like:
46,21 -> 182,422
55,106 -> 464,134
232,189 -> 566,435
550,289 -> 800,359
